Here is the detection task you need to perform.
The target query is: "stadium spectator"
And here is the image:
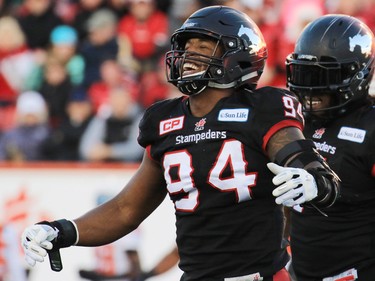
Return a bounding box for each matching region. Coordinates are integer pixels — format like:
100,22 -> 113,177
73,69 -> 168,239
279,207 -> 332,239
88,58 -> 139,113
26,25 -> 85,91
72,0 -> 108,41
53,0 -> 80,24
137,57 -> 181,109
79,8 -> 119,89
79,87 -> 143,162
117,0 -> 169,73
16,0 -> 63,50
0,91 -> 50,162
0,16 -> 37,132
106,0 -> 130,19
37,55 -> 74,129
43,87 -> 93,161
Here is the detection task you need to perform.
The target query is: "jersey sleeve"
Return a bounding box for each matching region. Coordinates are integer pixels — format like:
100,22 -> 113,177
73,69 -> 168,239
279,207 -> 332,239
137,100 -> 168,149
137,98 -> 184,158
252,87 -> 305,151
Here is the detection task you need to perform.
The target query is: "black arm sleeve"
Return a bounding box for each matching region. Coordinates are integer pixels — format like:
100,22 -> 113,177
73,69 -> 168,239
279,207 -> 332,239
274,139 -> 341,208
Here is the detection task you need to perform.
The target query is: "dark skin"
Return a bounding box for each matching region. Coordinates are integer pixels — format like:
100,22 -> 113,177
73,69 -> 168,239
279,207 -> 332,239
74,37 -> 320,246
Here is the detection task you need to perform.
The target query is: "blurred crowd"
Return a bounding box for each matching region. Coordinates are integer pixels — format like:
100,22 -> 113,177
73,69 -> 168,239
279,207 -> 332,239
0,0 -> 374,163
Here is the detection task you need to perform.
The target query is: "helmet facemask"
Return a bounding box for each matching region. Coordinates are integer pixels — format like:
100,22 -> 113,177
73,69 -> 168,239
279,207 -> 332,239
285,14 -> 375,121
165,33 -> 225,95
286,53 -> 374,120
165,6 -> 268,96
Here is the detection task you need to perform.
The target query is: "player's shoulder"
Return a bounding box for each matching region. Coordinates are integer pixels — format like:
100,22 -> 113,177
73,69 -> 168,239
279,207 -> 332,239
360,103 -> 375,131
141,97 -> 185,121
139,97 -> 185,136
351,101 -> 375,122
254,86 -> 299,100
138,97 -> 185,148
146,97 -> 184,114
247,86 -> 300,111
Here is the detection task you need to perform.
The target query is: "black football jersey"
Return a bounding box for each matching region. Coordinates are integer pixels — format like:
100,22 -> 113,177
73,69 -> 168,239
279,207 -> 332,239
291,104 -> 375,279
138,87 -> 304,280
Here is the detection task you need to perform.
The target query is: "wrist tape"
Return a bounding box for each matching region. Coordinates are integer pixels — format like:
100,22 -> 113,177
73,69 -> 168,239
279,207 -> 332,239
37,219 -> 78,249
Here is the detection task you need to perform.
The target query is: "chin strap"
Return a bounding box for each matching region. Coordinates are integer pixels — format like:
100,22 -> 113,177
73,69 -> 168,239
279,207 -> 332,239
177,70 -> 259,95
177,71 -> 208,95
208,71 -> 259,89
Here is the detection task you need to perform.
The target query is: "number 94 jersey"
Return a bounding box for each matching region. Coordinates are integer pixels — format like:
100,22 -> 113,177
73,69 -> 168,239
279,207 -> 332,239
138,87 -> 304,280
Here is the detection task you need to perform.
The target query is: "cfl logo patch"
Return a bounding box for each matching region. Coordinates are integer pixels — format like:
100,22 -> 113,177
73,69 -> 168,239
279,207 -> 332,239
160,116 -> 184,135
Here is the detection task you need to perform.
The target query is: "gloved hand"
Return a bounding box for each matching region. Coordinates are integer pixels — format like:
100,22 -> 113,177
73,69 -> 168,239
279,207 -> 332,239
21,224 -> 59,267
21,219 -> 78,271
267,163 -> 318,207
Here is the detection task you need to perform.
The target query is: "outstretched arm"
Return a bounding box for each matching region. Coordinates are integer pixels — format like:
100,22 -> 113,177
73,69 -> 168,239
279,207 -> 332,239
75,152 -> 167,246
22,152 -> 168,268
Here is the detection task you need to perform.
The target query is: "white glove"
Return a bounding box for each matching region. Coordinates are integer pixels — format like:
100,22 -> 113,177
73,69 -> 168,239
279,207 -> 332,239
21,224 -> 59,267
267,163 -> 318,207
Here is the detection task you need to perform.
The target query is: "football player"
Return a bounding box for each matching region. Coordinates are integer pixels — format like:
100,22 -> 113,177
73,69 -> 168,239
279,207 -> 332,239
21,6 -> 339,281
285,14 -> 375,280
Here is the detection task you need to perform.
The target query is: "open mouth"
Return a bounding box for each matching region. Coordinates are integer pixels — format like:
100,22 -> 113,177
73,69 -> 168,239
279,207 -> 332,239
304,97 -> 322,109
182,62 -> 201,77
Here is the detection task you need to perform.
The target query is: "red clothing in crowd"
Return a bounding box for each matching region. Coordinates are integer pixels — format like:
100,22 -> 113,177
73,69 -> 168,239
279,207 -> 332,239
117,10 -> 169,60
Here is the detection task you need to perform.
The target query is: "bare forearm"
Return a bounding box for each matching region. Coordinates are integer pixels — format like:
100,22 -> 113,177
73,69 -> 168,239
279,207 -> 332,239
75,154 -> 167,246
74,199 -> 138,246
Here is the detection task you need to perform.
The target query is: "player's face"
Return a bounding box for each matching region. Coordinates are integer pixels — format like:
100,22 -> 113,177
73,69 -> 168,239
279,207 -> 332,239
303,93 -> 332,116
181,38 -> 223,78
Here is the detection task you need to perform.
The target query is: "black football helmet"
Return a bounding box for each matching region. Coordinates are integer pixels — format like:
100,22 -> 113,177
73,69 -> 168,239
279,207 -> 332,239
286,14 -> 375,119
165,5 -> 267,95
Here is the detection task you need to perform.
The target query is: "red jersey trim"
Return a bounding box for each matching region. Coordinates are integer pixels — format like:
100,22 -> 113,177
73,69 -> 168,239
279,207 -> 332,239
146,145 -> 152,159
145,145 -> 158,163
262,120 -> 304,152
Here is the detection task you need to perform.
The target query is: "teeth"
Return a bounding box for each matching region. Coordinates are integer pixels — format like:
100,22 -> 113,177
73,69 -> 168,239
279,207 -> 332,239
305,99 -> 321,106
183,63 -> 199,70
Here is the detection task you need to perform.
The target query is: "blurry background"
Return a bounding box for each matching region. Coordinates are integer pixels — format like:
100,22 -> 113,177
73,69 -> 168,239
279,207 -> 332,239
0,163 -> 181,281
0,0 -> 375,280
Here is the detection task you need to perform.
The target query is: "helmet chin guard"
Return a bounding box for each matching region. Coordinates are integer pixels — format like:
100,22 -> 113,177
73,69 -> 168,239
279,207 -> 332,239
177,71 -> 208,95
